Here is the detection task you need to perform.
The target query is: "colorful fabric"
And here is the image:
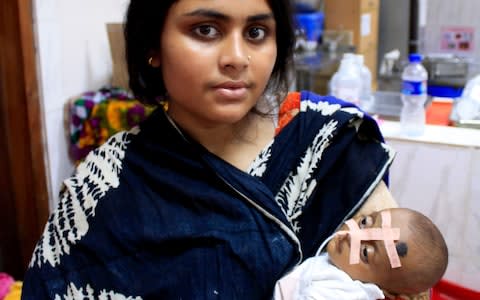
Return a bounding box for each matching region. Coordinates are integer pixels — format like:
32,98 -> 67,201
69,86 -> 154,163
22,91 -> 394,299
4,282 -> 22,300
276,91 -> 301,135
0,273 -> 14,299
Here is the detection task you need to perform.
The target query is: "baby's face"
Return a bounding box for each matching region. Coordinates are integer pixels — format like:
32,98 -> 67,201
326,209 -> 414,287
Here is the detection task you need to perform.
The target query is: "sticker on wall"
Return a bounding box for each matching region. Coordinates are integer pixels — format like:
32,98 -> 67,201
360,13 -> 371,37
440,26 -> 474,54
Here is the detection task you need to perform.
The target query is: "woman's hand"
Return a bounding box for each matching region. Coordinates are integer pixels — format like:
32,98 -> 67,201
354,181 -> 399,219
384,289 -> 430,300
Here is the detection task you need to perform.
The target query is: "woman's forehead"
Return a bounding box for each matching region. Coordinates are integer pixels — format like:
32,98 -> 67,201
172,0 -> 272,12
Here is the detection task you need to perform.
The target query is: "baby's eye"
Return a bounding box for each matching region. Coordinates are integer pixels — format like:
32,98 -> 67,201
193,25 -> 220,39
360,244 -> 373,263
359,216 -> 373,228
246,26 -> 267,41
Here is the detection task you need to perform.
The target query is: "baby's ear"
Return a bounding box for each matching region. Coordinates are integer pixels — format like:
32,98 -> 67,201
382,289 -> 431,300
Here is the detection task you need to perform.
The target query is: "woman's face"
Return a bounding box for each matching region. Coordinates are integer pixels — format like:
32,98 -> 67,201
154,0 -> 277,128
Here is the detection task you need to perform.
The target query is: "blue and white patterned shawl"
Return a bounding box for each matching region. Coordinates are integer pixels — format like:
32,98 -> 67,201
22,91 -> 394,299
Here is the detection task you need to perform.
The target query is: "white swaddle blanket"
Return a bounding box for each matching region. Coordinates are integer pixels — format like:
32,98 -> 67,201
274,254 -> 385,300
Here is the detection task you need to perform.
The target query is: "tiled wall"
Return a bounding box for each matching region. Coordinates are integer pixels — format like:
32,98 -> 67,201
424,0 -> 480,61
388,139 -> 480,291
34,0 -> 129,209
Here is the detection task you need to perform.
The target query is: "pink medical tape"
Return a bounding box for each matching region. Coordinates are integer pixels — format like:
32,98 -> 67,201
380,210 -> 402,268
336,211 -> 402,268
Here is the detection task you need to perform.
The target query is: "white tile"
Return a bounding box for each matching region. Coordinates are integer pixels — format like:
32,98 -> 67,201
387,139 -> 480,291
34,0 -> 58,21
36,20 -> 64,113
44,108 -> 75,209
425,0 -> 480,61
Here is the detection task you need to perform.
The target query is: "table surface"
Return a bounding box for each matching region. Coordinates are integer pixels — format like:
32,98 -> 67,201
379,119 -> 480,148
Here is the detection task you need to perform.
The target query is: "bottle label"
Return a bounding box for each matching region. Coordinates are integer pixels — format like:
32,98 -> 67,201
402,80 -> 426,95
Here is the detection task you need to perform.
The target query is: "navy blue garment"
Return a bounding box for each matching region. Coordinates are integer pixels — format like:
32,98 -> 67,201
22,92 -> 394,299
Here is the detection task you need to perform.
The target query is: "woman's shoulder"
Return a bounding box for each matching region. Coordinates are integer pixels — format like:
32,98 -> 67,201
276,91 -> 358,134
28,128 -> 140,270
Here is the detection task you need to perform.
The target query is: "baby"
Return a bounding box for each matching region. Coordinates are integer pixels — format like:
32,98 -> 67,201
274,208 -> 448,299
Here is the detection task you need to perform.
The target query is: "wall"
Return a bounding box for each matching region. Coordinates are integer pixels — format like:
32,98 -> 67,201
382,124 -> 480,291
377,0 -> 410,63
377,0 -> 480,71
34,0 -> 129,208
424,0 -> 480,61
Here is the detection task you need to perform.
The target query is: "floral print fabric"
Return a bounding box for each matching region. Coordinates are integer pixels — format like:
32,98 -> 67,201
68,86 -> 154,164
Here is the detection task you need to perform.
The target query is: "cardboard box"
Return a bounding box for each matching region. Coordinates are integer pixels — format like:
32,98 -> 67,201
107,23 -> 129,90
324,0 -> 380,89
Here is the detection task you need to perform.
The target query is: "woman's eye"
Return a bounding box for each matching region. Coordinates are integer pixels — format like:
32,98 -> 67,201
193,25 -> 219,39
247,27 -> 267,41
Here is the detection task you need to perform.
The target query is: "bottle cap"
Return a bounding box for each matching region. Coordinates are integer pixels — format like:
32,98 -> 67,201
409,53 -> 423,63
355,54 -> 365,64
342,53 -> 356,61
295,12 -> 324,42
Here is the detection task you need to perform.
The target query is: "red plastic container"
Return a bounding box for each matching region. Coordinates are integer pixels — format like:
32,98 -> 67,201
431,279 -> 480,300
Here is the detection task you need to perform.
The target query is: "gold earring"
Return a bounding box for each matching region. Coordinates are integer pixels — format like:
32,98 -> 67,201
148,57 -> 154,66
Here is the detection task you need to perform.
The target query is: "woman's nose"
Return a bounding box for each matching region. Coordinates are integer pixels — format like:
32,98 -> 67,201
219,32 -> 250,71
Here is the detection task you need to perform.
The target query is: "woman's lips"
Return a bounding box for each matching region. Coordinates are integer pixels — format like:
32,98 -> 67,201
214,87 -> 248,99
213,81 -> 250,100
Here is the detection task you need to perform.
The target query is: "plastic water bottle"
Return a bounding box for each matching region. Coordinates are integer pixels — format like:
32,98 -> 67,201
400,53 -> 428,136
355,54 -> 373,111
330,53 -> 362,105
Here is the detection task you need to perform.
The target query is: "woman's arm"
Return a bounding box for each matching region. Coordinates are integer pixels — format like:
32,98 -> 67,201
354,180 -> 398,218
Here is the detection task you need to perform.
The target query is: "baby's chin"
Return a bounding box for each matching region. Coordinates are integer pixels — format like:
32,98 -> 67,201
324,236 -> 347,268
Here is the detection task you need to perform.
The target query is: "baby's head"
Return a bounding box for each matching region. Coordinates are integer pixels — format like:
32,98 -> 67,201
326,208 -> 448,295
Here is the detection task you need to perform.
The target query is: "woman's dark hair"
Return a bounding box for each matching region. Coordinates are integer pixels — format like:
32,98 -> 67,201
124,0 -> 295,106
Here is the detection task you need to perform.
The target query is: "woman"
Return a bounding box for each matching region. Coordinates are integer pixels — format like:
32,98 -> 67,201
22,0 -> 396,299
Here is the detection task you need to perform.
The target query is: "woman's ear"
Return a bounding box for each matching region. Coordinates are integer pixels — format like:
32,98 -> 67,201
148,52 -> 161,68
